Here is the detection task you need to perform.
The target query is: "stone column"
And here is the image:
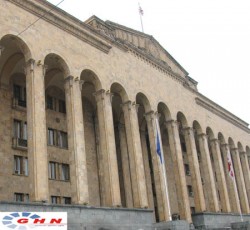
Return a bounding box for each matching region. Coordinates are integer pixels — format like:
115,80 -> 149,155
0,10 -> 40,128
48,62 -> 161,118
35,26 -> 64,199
145,111 -> 171,222
118,124 -> 133,208
210,139 -> 231,212
64,76 -> 89,205
165,120 -> 191,223
122,101 -> 148,208
94,89 -> 121,207
183,127 -> 206,212
26,59 -> 49,202
240,151 -> 250,206
231,148 -> 250,213
197,133 -> 219,212
220,144 -> 240,213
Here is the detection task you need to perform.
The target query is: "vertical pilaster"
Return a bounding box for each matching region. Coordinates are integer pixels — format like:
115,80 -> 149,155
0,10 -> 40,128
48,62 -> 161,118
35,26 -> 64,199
26,59 -> 49,202
240,151 -> 250,207
231,148 -> 250,213
183,127 -> 206,212
94,89 -> 121,207
165,120 -> 191,223
210,139 -> 231,212
198,133 -> 219,212
122,101 -> 148,208
64,76 -> 89,204
145,111 -> 171,221
221,144 -> 240,213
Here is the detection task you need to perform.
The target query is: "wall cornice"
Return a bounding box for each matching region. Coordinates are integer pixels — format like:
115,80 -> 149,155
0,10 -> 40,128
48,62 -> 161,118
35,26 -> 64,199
6,0 -> 112,54
195,97 -> 250,133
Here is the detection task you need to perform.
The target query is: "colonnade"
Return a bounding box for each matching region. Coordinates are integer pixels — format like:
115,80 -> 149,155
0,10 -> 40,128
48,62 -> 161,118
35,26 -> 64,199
4,52 -> 250,223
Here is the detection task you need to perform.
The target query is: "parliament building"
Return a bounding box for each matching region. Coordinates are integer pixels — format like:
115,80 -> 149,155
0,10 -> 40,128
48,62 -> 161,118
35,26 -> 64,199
0,0 -> 250,229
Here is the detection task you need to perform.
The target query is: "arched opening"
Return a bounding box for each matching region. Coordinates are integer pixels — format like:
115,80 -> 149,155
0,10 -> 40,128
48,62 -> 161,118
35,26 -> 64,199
0,34 -> 31,202
193,121 -> 208,210
136,93 -> 160,221
205,127 -> 222,211
44,53 -> 71,204
157,102 -> 180,219
110,82 -> 129,208
81,69 -> 102,206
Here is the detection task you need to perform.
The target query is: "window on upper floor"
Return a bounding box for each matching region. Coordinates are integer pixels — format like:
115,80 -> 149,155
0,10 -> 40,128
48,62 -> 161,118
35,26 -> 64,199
58,131 -> 68,149
184,164 -> 190,176
187,185 -> 193,197
13,84 -> 26,108
47,95 -> 55,110
47,128 -> 68,149
58,99 -> 66,113
48,128 -> 56,146
13,120 -> 27,148
14,155 -> 28,176
48,161 -> 57,180
46,95 -> 66,114
61,164 -> 70,181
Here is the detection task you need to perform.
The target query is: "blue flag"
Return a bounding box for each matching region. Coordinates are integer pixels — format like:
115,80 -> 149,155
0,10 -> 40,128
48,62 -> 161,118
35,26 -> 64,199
156,129 -> 163,164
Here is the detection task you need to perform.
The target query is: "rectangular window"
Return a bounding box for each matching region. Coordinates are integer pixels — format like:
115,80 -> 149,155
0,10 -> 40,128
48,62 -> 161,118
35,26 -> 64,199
47,95 -> 54,110
51,196 -> 60,204
63,197 -> 71,204
14,120 -> 21,138
58,100 -> 66,113
187,185 -> 193,197
48,128 -> 55,146
48,162 -> 57,180
58,131 -> 68,149
184,164 -> 190,176
61,164 -> 70,181
23,122 -> 27,140
13,84 -> 21,99
13,120 -> 28,147
14,193 -> 29,202
13,84 -> 26,107
181,142 -> 187,153
14,155 -> 28,176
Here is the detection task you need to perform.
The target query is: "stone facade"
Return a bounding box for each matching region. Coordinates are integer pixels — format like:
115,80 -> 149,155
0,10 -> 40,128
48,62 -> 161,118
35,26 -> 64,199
0,0 -> 250,229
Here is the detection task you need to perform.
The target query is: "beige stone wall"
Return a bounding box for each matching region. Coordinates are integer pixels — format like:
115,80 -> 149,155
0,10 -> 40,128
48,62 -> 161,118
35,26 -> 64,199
0,0 -> 250,223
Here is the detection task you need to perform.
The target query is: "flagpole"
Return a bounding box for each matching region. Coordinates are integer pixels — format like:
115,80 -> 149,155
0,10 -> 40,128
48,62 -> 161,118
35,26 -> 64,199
155,116 -> 172,221
138,2 -> 144,32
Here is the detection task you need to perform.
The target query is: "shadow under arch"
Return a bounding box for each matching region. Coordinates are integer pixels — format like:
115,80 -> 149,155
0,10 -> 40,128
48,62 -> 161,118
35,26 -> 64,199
0,34 -> 32,61
110,82 -> 129,103
218,132 -> 226,145
193,120 -> 203,135
44,53 -> 70,79
237,142 -> 244,152
0,34 -> 32,87
81,69 -> 102,91
206,127 -> 215,141
177,111 -> 189,128
157,102 -> 172,121
228,137 -> 236,149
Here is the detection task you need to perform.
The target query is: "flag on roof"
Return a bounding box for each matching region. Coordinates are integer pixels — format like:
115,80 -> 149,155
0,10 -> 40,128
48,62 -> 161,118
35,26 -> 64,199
139,6 -> 144,16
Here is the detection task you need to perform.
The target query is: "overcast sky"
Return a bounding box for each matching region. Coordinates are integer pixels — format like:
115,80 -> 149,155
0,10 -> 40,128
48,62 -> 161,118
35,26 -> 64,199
47,0 -> 250,124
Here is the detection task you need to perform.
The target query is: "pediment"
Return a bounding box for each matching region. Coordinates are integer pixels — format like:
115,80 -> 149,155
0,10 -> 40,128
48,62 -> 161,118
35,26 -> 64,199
85,16 -> 189,79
